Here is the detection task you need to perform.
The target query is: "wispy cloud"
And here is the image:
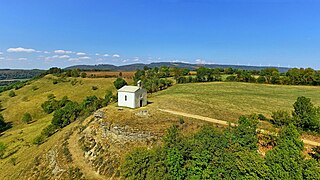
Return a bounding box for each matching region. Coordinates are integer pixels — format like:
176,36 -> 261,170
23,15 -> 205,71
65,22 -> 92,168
0,52 -> 3,55
54,49 -> 73,54
103,54 -> 110,57
76,52 -> 86,56
113,54 -> 120,58
18,58 -> 27,61
68,56 -> 91,61
195,59 -> 205,64
7,47 -> 37,53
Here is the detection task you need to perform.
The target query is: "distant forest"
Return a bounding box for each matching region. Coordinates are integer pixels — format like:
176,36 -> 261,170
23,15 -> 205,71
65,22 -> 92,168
0,69 -> 44,80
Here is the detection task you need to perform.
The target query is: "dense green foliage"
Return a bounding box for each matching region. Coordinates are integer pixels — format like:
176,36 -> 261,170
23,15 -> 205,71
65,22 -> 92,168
34,91 -> 114,144
133,67 -> 174,93
122,118 -> 320,179
175,67 -> 320,86
113,78 -> 128,89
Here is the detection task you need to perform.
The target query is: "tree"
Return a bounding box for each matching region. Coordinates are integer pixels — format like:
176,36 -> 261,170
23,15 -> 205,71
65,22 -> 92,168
80,72 -> 87,78
292,96 -> 320,132
8,90 -> 16,97
0,114 -> 9,132
22,113 -> 32,124
113,78 -> 128,89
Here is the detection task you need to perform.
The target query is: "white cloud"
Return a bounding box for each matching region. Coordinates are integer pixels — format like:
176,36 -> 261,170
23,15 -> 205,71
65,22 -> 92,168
95,53 -> 100,56
112,54 -> 120,58
58,55 -> 70,59
0,52 -> 3,55
103,54 -> 110,57
0,57 -> 4,60
18,58 -> 27,61
76,52 -> 86,56
195,59 -> 205,64
68,58 -> 80,61
79,56 -> 90,60
7,47 -> 36,53
54,49 -> 73,54
44,51 -> 50,54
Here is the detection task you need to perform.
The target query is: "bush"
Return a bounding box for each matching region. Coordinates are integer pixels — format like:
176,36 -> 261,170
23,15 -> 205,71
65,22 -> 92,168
113,78 -> 128,89
0,114 -> 10,132
22,113 -> 32,124
8,90 -> 16,97
92,86 -> 98,90
33,135 -> 46,145
257,76 -> 266,83
0,142 -> 6,159
270,110 -> 292,126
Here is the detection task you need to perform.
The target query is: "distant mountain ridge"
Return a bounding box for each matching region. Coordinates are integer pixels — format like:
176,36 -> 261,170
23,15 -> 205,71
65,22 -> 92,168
66,62 -> 291,72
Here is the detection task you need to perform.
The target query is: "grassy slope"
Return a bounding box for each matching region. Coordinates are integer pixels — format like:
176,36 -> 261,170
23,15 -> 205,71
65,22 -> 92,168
0,75 -> 122,178
150,82 -> 320,122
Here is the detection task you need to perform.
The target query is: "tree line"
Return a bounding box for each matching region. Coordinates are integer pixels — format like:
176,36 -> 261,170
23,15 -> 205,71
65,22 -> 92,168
176,67 -> 320,86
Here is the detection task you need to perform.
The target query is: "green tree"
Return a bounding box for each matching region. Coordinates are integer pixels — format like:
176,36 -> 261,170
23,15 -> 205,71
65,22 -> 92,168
80,72 -> 87,78
293,96 -> 320,132
22,113 -> 32,124
113,78 -> 128,89
0,114 -> 9,132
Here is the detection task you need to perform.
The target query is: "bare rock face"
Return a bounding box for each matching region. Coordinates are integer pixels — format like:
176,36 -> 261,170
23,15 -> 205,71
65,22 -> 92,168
77,111 -> 158,178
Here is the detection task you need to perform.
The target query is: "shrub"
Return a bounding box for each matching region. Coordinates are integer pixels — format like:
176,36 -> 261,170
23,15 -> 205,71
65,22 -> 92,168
270,110 -> 292,126
0,142 -> 6,158
8,90 -> 16,97
22,113 -> 32,124
33,135 -> 46,145
257,76 -> 266,83
92,86 -> 98,90
80,72 -> 87,78
52,79 -> 58,84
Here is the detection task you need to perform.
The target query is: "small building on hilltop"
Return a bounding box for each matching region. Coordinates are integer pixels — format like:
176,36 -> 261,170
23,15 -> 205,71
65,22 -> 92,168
117,80 -> 147,108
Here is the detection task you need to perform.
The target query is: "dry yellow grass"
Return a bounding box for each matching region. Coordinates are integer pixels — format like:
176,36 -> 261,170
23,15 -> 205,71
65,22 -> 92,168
0,75 -> 129,178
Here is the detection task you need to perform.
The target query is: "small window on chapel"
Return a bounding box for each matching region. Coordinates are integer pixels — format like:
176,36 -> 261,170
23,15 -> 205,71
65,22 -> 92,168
125,95 -> 127,101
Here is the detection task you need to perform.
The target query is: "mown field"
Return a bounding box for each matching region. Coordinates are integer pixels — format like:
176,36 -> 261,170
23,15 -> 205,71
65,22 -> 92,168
150,82 -> 320,122
0,75 -> 126,178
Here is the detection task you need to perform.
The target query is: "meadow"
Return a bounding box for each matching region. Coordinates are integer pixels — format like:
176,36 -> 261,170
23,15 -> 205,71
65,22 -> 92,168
151,82 -> 320,122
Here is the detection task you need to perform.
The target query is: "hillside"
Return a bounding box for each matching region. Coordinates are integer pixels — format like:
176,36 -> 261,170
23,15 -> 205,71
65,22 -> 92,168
66,62 -> 291,73
0,75 -> 122,178
1,76 -> 320,179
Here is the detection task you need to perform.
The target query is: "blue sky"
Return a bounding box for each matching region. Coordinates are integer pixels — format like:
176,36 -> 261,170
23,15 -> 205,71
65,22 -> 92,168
0,0 -> 319,69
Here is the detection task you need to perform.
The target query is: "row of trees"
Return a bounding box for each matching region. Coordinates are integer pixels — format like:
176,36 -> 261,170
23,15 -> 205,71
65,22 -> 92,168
34,92 -> 115,144
133,67 -> 174,93
121,116 -> 320,179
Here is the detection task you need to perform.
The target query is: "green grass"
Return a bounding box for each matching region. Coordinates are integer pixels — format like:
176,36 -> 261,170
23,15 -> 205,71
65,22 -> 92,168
0,75 -> 123,178
150,82 -> 320,122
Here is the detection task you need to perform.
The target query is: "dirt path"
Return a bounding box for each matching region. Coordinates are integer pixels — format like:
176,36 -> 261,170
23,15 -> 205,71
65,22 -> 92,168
159,109 -> 320,147
68,130 -> 105,180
